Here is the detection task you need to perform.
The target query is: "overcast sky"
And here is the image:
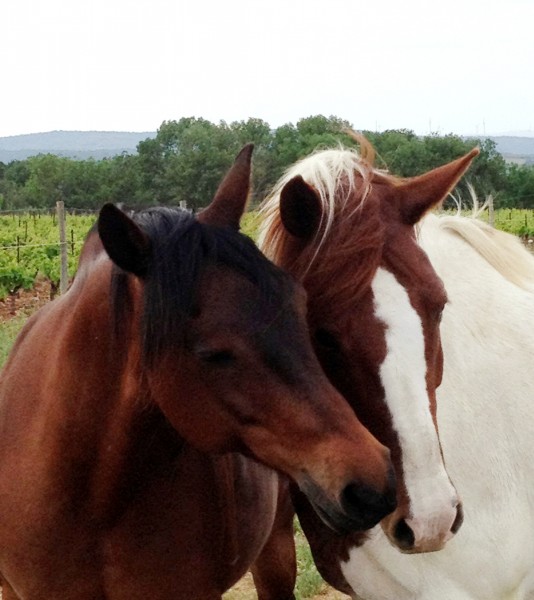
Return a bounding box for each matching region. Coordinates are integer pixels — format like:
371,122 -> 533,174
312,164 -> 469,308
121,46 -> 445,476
3,0 -> 533,138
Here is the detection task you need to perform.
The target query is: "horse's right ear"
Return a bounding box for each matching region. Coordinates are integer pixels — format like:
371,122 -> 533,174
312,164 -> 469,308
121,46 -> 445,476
279,175 -> 322,240
98,204 -> 151,277
198,144 -> 254,229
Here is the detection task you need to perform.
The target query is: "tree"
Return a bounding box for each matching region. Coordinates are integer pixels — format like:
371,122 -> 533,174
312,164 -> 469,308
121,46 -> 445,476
22,154 -> 70,208
502,164 -> 534,208
230,118 -> 273,204
269,115 -> 356,185
137,118 -> 241,209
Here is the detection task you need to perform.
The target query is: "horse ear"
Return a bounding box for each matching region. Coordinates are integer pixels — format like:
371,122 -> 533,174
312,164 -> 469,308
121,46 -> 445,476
98,203 -> 151,277
198,144 -> 254,229
279,175 -> 322,240
399,148 -> 480,225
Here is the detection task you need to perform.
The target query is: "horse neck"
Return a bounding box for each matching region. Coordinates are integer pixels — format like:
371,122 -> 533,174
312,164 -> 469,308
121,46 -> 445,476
45,263 -> 184,521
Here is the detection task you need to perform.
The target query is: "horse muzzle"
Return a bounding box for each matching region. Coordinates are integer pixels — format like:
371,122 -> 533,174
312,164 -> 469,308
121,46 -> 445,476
298,469 -> 397,534
383,499 -> 464,553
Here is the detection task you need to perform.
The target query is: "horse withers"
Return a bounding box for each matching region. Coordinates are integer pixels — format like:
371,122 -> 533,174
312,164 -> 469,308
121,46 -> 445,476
0,145 -> 395,600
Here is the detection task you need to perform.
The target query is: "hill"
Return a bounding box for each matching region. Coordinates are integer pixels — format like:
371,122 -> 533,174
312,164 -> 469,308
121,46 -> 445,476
485,136 -> 534,165
1,130 -> 534,164
0,131 -> 156,162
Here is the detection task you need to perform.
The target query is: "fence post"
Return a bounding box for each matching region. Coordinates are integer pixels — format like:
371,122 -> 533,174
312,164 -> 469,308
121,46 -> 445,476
56,201 -> 68,294
488,194 -> 495,228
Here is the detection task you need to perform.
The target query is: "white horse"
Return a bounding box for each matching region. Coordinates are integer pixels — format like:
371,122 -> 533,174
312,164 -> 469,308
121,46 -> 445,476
259,142 -> 534,600
342,213 -> 534,599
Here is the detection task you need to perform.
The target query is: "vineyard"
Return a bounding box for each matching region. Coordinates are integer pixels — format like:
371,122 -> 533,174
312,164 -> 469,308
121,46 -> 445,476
0,210 -> 97,299
480,208 -> 534,238
0,208 -> 533,300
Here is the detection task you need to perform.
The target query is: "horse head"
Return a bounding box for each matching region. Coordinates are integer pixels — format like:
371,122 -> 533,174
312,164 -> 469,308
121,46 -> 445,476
260,140 -> 479,552
97,145 -> 396,535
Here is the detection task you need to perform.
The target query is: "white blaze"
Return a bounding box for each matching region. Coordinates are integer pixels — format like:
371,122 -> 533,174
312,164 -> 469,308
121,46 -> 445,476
371,267 -> 457,543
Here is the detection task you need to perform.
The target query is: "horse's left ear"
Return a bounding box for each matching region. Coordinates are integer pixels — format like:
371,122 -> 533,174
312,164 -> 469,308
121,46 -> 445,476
98,204 -> 151,277
279,175 -> 323,240
198,144 -> 254,229
399,148 -> 480,225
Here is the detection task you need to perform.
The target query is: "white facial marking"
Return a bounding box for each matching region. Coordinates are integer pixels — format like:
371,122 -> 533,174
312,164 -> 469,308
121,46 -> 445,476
371,267 -> 458,544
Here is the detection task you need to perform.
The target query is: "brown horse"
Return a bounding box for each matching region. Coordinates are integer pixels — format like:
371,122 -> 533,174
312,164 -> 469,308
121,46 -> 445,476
0,146 -> 396,600
259,138 -> 478,593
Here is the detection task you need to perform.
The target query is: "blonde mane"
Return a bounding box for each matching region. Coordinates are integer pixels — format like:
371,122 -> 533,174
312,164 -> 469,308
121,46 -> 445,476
428,213 -> 534,292
258,140 -> 389,315
259,140 -> 386,258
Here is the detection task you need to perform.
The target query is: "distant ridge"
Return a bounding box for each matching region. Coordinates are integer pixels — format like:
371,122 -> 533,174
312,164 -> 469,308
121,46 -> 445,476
483,136 -> 534,164
0,130 -> 156,162
0,130 -> 533,164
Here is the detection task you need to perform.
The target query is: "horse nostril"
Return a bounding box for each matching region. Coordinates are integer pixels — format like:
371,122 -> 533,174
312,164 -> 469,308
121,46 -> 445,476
393,518 -> 415,550
342,483 -> 366,511
451,502 -> 464,534
341,482 -> 396,528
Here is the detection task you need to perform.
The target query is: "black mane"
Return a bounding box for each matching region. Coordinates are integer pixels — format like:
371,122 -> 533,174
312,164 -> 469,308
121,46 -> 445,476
109,206 -> 288,363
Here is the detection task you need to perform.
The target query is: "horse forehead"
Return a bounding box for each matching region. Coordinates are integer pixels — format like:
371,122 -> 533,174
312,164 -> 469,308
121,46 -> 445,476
196,265 -> 297,327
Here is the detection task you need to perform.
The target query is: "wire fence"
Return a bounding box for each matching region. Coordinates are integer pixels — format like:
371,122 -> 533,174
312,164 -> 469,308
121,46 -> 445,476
1,203 -> 534,301
0,203 -> 98,297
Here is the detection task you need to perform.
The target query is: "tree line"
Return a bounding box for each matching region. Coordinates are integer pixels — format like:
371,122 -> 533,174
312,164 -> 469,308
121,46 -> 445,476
0,115 -> 533,211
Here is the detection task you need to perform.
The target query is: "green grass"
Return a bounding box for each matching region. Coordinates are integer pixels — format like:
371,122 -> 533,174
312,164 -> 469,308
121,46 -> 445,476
295,525 -> 329,598
0,316 -> 25,366
223,522 -> 328,599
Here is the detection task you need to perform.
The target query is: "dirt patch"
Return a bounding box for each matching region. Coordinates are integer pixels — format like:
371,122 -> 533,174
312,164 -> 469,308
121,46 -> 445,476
0,279 -> 55,322
225,572 -> 350,600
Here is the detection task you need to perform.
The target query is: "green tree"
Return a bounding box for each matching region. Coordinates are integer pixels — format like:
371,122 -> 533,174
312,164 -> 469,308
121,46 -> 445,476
22,154 -> 70,207
4,160 -> 31,188
230,118 -> 273,204
269,115 -> 356,184
137,118 -> 241,209
363,129 -> 423,174
502,164 -> 534,208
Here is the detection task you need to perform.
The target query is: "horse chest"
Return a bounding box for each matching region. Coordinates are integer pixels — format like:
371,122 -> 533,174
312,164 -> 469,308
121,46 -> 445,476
99,453 -> 279,597
0,450 -> 279,599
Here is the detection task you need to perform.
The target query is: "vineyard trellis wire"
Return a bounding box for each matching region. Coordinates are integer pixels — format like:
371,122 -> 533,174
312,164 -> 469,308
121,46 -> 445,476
0,205 -> 533,301
0,204 -> 98,299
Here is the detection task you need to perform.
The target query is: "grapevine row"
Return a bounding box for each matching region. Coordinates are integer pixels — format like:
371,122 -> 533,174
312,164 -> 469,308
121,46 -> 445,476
0,210 -> 532,300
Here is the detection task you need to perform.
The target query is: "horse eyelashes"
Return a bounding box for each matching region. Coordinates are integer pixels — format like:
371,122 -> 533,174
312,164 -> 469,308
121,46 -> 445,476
197,349 -> 237,367
314,329 -> 341,352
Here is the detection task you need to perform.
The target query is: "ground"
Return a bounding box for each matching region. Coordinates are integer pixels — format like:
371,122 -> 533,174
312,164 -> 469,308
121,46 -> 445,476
225,572 -> 349,599
0,279 -> 55,322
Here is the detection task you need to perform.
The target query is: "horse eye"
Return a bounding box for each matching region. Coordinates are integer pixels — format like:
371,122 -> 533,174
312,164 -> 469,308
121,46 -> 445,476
314,329 -> 341,351
198,349 -> 236,367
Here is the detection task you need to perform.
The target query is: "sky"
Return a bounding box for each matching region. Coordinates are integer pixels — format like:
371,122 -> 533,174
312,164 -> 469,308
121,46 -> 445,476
3,0 -> 534,138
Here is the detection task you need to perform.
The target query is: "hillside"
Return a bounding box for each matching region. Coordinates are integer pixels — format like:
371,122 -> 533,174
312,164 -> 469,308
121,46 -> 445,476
486,136 -> 534,164
1,130 -> 534,164
0,131 -> 156,162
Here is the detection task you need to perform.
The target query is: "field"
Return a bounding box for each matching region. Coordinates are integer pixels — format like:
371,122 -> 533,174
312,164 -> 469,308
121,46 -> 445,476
0,210 -> 97,298
0,210 -> 265,300
0,207 -> 533,301
477,207 -> 534,238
